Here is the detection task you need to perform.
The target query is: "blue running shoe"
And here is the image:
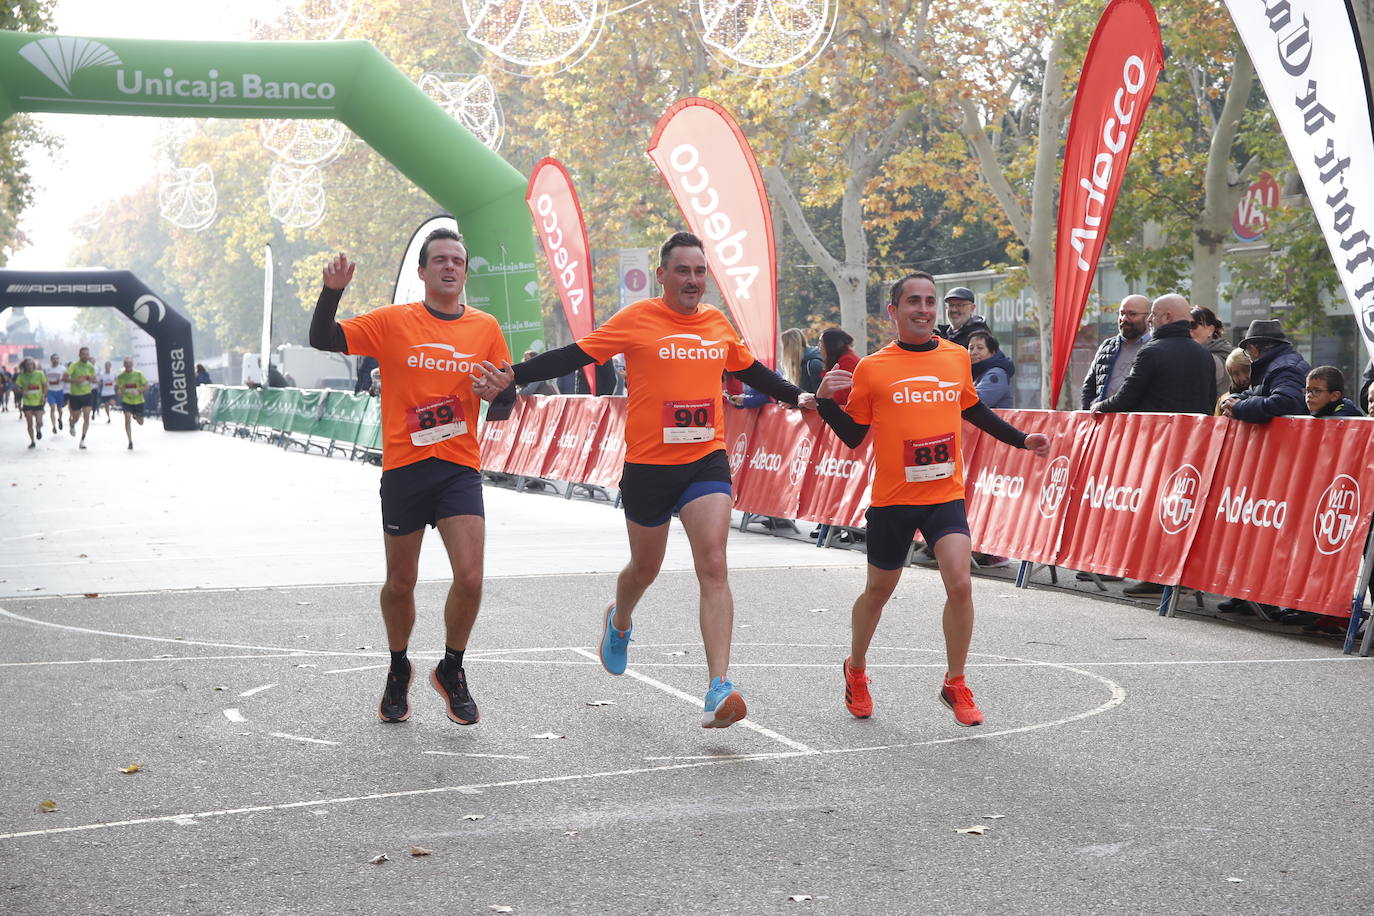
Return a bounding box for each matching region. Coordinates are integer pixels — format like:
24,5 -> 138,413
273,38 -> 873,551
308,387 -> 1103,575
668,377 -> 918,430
702,676 -> 747,728
599,603 -> 632,675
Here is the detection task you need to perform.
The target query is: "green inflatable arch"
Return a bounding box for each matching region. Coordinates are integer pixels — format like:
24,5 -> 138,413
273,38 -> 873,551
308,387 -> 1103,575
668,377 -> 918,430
0,30 -> 541,355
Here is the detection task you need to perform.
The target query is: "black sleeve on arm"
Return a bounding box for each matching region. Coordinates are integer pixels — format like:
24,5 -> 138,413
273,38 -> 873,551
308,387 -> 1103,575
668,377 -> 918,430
730,360 -> 803,406
962,401 -> 1029,449
510,343 -> 595,385
309,286 -> 349,353
817,398 -> 870,449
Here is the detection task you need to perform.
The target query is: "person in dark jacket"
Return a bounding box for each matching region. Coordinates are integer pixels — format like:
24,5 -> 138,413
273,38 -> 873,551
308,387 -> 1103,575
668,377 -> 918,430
1219,320 -> 1310,423
1189,305 -> 1230,396
1358,358 -> 1372,414
967,331 -> 1015,409
937,286 -> 992,349
1304,366 -> 1364,418
1092,294 -> 1217,416
1081,294 -> 1151,409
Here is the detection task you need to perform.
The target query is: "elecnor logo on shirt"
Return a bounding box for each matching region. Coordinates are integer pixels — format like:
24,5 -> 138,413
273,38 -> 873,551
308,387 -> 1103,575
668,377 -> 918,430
407,343 -> 477,374
890,375 -> 961,404
658,333 -> 727,361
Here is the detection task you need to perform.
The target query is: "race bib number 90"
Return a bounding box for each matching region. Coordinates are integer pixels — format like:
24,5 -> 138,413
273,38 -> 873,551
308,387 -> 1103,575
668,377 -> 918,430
407,396 -> 467,446
662,398 -> 716,444
903,432 -> 955,483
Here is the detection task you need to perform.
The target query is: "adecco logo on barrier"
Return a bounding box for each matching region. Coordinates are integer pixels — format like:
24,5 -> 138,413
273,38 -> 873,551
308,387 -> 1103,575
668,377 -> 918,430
729,433 -> 748,475
1313,474 -> 1361,556
1038,455 -> 1071,520
1157,464 -> 1202,535
789,437 -> 813,487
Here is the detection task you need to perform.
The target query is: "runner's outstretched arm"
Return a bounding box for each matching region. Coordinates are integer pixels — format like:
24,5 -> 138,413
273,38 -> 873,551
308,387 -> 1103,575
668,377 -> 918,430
476,342 -> 598,419
816,398 -> 870,448
960,402 -> 1027,448
728,361 -> 805,406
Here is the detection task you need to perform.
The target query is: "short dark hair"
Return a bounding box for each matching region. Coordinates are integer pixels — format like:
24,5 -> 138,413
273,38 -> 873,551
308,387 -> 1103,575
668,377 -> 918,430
967,330 -> 1000,353
660,231 -> 705,266
1190,305 -> 1222,339
1308,365 -> 1345,393
419,227 -> 465,267
888,271 -> 935,308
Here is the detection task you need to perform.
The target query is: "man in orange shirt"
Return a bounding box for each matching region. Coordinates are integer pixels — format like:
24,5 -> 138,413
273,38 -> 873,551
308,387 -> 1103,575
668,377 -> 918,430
310,228 -> 510,727
817,271 -> 1049,727
473,232 -> 815,728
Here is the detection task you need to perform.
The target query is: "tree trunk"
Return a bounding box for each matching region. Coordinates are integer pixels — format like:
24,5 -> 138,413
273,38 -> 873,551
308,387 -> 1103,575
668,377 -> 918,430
1192,44 -> 1256,310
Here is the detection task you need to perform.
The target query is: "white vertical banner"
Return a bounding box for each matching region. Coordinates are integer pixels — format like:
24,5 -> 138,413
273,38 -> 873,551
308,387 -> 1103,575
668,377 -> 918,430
257,242 -> 273,385
617,248 -> 652,311
1223,0 -> 1374,356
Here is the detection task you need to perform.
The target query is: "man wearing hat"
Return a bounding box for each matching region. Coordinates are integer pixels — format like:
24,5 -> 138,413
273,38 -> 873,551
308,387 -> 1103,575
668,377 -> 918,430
938,287 -> 993,350
1219,319 -> 1310,422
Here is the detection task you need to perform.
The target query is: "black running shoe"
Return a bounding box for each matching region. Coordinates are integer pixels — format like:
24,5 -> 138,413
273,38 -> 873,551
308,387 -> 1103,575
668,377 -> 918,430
378,665 -> 412,723
431,661 -> 479,725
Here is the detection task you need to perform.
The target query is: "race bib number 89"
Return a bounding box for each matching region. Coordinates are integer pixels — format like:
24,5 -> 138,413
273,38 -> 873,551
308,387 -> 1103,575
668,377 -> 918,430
662,398 -> 715,444
407,396 -> 467,446
903,432 -> 955,483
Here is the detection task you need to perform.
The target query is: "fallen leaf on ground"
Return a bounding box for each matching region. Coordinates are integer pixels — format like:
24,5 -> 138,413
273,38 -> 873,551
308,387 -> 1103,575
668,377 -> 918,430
78,553 -> 88,558
955,826 -> 988,836
82,593 -> 99,598
118,763 -> 141,774
808,608 -> 827,614
36,799 -> 57,813
563,830 -> 578,836
211,686 -> 226,691
355,645 -> 372,650
463,814 -> 486,821
787,895 -> 813,902
409,846 -> 432,857
585,701 -> 614,707
367,854 -> 388,865
532,732 -> 565,740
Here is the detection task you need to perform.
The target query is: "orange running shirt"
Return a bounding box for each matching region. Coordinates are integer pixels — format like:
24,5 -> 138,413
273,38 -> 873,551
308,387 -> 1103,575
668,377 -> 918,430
843,339 -> 980,507
341,302 -> 510,472
577,298 -> 755,465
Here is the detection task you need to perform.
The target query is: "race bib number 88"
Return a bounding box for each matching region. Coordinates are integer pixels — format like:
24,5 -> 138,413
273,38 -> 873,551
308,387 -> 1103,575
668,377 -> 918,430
662,398 -> 715,444
903,432 -> 955,483
407,396 -> 467,446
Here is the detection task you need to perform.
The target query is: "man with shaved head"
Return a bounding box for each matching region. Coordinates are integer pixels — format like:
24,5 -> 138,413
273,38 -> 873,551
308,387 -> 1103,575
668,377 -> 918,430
1081,294 -> 1152,410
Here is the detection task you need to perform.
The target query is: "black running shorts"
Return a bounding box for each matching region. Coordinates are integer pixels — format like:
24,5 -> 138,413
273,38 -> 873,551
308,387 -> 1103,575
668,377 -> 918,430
619,450 -> 733,527
67,392 -> 94,410
864,501 -> 971,571
120,401 -> 144,414
379,457 -> 485,536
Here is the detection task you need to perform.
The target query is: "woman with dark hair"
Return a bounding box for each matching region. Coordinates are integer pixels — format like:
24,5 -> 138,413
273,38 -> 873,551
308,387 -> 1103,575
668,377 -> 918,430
966,331 -> 1015,409
1190,306 -> 1229,395
820,327 -> 859,406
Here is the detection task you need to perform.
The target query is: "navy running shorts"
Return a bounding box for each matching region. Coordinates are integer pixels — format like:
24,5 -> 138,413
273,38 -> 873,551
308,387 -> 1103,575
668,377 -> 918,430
864,501 -> 971,571
619,450 -> 733,527
379,457 -> 485,536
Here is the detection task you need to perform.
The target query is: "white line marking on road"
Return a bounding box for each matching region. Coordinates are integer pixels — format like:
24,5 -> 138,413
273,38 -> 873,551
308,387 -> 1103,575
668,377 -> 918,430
643,752 -> 800,761
223,709 -> 245,723
423,751 -> 531,760
238,684 -> 277,698
269,732 -> 339,746
568,647 -> 817,755
324,664 -> 388,675
0,653 -> 309,669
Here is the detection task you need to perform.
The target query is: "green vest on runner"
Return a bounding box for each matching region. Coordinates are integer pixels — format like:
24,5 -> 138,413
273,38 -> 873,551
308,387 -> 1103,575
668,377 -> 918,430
67,360 -> 97,396
116,370 -> 147,405
18,370 -> 45,407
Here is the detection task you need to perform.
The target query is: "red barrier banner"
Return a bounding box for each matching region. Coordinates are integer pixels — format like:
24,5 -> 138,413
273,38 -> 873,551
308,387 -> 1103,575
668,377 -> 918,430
1055,413 -> 1226,580
479,396 -> 526,473
527,158 -> 597,392
796,425 -> 873,528
1051,0 -> 1165,403
581,397 -> 627,487
532,396 -> 579,480
1180,417 -> 1374,615
647,97 -> 778,369
541,396 -> 604,483
964,410 -> 1096,564
733,406 -> 822,519
503,396 -> 565,478
723,402 -> 760,484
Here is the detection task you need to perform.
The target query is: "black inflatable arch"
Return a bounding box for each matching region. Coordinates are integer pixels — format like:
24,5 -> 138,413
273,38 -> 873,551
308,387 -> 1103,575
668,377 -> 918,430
0,269 -> 197,431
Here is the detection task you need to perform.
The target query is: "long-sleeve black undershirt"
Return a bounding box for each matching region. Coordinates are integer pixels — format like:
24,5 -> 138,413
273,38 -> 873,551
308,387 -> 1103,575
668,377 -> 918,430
310,286 -> 348,353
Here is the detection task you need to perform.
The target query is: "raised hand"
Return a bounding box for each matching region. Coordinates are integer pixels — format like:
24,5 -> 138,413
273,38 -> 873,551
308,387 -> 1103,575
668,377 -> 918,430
322,252 -> 356,291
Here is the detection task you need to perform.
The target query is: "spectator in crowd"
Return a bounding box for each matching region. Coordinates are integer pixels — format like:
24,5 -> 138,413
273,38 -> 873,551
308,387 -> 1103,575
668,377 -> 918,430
820,327 -> 860,407
1091,294 -> 1217,417
0,364 -> 9,412
937,286 -> 992,349
355,355 -> 379,394
1093,293 -> 1216,600
780,327 -> 824,393
517,350 -> 558,396
1358,358 -> 1372,414
1081,294 -> 1151,409
1216,348 -> 1251,415
369,366 -> 381,397
267,363 -> 289,388
1304,366 -> 1364,419
195,363 -> 212,386
1219,320 -> 1309,423
967,331 -> 1015,409
1189,306 -> 1230,396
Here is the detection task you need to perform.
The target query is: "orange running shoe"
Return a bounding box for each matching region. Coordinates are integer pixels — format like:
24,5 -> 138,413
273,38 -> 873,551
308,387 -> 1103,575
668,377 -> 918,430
939,674 -> 984,727
843,657 -> 873,718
